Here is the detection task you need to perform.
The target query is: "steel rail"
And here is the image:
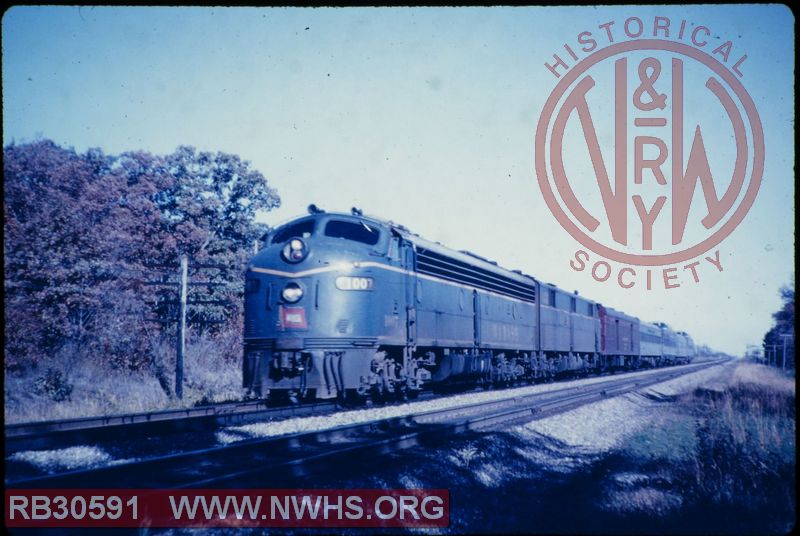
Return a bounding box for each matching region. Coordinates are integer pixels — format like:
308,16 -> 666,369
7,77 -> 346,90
6,360 -> 725,488
4,399 -> 346,453
5,359 -> 718,448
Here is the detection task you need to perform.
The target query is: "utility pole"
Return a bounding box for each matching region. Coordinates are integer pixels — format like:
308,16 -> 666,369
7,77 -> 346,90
176,255 -> 188,399
143,256 -> 233,399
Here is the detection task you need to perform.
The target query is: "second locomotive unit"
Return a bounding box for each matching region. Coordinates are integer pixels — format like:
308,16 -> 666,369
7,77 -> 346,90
243,206 -> 694,400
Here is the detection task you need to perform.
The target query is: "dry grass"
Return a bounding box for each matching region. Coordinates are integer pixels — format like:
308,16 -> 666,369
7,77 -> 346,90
5,362 -> 170,423
677,362 -> 795,527
730,362 -> 795,394
4,327 -> 246,424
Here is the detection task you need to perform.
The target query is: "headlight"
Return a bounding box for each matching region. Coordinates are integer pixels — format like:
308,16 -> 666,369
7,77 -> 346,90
282,238 -> 308,263
281,282 -> 304,303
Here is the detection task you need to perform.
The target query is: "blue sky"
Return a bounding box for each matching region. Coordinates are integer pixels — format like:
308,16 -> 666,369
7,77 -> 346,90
3,6 -> 794,354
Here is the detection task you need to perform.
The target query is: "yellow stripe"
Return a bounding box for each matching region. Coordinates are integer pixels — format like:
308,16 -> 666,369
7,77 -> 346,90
249,261 -> 537,305
250,265 -> 338,277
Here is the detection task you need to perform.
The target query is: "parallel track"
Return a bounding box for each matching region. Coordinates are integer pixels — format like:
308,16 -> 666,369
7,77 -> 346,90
5,360 -> 716,453
7,359 -> 726,488
4,398 -> 342,452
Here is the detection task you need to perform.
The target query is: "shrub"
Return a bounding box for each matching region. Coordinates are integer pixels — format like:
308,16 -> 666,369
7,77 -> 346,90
33,368 -> 73,402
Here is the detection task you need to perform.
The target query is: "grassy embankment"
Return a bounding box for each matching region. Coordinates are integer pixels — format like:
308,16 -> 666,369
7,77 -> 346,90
620,362 -> 795,533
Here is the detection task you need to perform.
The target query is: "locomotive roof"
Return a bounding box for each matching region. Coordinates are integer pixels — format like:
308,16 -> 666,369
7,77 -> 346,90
297,210 -> 539,289
280,211 -> 661,321
640,321 -> 662,332
269,209 -> 687,332
598,305 -> 640,323
379,216 -> 539,289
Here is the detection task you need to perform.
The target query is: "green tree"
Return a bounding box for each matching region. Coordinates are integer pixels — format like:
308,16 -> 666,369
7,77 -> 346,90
762,284 -> 795,369
144,146 -> 279,329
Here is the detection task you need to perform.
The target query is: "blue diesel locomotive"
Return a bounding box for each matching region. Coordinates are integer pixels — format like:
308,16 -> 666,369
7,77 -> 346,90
243,206 -> 694,400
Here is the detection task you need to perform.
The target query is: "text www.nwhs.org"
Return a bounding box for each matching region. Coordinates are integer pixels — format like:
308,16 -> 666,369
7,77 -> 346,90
171,493 -> 446,521
5,489 -> 450,528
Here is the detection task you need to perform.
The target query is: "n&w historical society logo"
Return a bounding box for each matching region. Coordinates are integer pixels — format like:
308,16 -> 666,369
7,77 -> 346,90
535,15 -> 763,290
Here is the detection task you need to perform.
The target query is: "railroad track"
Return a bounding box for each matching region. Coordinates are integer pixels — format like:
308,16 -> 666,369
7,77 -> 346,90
4,398 -> 343,453
4,359 -> 718,453
6,359 -> 726,489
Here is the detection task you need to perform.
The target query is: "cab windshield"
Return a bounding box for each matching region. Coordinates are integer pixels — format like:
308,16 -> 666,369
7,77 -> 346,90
324,220 -> 380,245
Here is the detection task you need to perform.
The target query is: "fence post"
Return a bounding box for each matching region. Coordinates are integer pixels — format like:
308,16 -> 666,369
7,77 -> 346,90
176,255 -> 188,399
780,333 -> 792,370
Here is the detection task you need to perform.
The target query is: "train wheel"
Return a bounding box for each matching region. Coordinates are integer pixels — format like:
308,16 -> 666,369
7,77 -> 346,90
373,388 -> 398,404
405,389 -> 420,401
339,388 -> 366,408
268,390 -> 298,406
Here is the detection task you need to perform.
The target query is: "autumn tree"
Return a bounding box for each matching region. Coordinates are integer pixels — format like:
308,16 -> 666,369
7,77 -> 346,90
3,140 -> 280,377
4,141 -> 126,371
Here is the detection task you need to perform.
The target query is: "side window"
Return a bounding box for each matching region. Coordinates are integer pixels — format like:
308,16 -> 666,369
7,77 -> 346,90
570,297 -> 576,313
549,288 -> 556,307
387,237 -> 400,261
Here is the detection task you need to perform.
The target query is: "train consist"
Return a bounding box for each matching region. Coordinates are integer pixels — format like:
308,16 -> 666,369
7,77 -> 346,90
243,207 -> 694,400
